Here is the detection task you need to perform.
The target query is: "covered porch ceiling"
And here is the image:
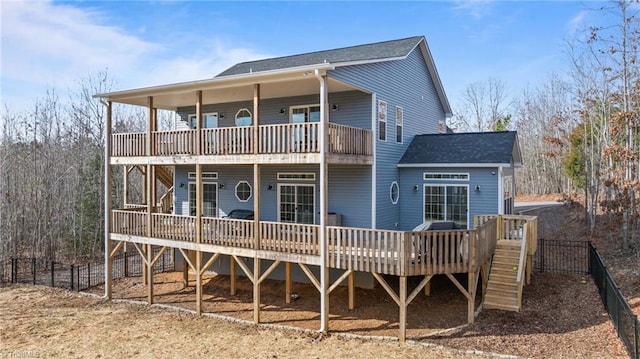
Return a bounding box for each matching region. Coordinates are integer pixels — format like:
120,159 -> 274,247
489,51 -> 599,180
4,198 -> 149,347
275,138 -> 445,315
95,66 -> 364,110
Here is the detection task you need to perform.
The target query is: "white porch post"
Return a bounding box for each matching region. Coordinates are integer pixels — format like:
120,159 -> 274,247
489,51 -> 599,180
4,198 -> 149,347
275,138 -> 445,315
104,100 -> 113,299
315,69 -> 329,332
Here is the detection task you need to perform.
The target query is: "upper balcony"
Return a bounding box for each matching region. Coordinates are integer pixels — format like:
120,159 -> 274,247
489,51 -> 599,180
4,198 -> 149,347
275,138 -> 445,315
110,122 -> 373,165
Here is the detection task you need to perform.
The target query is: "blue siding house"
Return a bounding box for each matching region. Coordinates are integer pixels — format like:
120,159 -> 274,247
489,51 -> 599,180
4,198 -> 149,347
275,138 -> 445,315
96,36 -> 532,341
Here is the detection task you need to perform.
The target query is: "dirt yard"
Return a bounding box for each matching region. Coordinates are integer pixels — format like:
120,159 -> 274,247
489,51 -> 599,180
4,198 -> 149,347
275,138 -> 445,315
0,203 -> 633,358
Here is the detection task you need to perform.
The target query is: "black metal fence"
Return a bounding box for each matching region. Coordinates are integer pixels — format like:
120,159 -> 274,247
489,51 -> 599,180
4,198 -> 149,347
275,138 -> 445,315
534,238 -> 590,274
0,248 -> 174,291
589,243 -> 639,359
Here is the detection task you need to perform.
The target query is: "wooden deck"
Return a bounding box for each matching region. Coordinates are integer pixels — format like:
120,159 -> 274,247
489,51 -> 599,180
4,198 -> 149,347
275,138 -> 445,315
110,123 -> 373,164
107,210 -> 536,342
110,210 -> 505,277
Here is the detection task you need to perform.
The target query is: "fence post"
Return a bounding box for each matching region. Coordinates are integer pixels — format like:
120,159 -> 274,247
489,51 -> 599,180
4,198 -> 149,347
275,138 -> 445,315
124,251 -> 129,277
10,258 -> 14,283
50,260 -> 55,287
540,238 -> 545,273
77,265 -> 81,292
70,264 -> 75,290
634,315 -> 638,359
87,262 -> 91,288
32,258 -> 36,285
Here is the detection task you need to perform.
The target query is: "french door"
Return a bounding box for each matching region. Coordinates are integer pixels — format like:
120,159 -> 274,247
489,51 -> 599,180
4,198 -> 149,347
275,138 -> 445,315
424,185 -> 468,229
188,182 -> 218,217
278,184 -> 315,224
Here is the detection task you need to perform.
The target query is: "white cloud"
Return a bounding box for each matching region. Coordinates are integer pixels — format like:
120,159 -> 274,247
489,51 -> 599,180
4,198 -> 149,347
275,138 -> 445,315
451,0 -> 495,20
0,0 -> 273,111
568,10 -> 588,33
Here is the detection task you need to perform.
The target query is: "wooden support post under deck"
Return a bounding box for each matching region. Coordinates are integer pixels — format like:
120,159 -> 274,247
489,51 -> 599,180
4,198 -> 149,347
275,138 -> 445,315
253,257 -> 261,323
147,243 -> 154,304
399,276 -> 407,342
285,262 -> 292,304
348,271 -> 355,310
104,103 -> 113,299
230,256 -> 237,295
424,278 -> 431,296
468,270 -> 477,324
196,250 -> 202,316
182,250 -> 190,286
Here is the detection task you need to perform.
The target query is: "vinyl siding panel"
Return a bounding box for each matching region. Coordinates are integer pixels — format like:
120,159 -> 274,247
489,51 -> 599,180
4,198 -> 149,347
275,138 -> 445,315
175,91 -> 371,129
330,47 -> 447,229
175,164 -> 370,226
399,167 -> 500,231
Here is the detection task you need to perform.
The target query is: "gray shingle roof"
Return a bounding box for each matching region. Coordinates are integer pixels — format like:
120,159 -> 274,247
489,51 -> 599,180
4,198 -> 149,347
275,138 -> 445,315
399,131 -> 520,165
216,36 -> 423,77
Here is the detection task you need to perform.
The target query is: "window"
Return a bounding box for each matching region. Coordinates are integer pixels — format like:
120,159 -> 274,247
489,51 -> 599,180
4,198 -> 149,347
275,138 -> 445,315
235,181 -> 252,202
188,182 -> 218,217
377,99 -> 387,141
188,172 -> 218,180
290,105 -> 321,123
235,109 -> 252,126
395,106 -> 403,143
390,182 -> 399,204
423,173 -> 469,181
277,172 -> 316,181
424,185 -> 468,229
188,113 -> 218,129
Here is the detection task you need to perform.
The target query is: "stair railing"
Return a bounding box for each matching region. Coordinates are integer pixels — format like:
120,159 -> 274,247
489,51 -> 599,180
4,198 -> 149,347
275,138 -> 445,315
515,223 -> 529,310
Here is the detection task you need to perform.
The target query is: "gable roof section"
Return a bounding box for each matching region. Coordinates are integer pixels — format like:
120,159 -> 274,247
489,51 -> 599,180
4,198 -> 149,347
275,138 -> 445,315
217,36 -> 451,116
217,37 -> 424,76
398,131 -> 522,168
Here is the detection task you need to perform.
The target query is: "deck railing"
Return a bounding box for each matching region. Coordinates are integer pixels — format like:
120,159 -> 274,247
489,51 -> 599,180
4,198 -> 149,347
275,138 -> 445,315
151,213 -> 195,242
112,133 -> 147,157
405,230 -> 475,276
112,210 -> 147,237
111,123 -> 373,158
328,123 -> 373,156
259,123 -> 320,154
152,130 -> 197,156
327,227 -> 405,275
202,127 -> 254,155
110,212 -> 533,277
260,221 -> 320,255
202,217 -> 254,248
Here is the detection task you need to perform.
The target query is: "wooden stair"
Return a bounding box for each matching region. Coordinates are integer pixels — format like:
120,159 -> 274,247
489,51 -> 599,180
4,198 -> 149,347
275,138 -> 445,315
155,166 -> 174,189
483,240 -> 525,312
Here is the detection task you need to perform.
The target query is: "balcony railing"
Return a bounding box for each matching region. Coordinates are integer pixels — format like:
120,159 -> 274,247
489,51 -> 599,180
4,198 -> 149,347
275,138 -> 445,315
110,211 -> 517,276
110,123 -> 373,158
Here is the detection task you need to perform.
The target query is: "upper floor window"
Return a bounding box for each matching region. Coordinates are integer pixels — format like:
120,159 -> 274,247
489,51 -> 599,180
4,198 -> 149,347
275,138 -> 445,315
395,106 -> 403,144
377,99 -> 387,141
290,105 -> 320,123
235,109 -> 252,126
188,113 -> 218,129
423,173 -> 469,181
235,181 -> 252,202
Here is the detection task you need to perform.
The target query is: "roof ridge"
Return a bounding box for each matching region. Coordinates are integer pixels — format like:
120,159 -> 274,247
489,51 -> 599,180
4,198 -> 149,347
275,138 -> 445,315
229,36 -> 424,68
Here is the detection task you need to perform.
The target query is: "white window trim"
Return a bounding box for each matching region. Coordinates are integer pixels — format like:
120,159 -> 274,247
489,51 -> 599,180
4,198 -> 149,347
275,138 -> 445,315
390,181 -> 400,204
187,112 -> 218,128
277,172 -> 316,181
187,181 -> 218,217
423,172 -> 469,181
235,181 -> 252,202
188,172 -> 218,180
377,99 -> 387,142
423,184 -> 470,229
277,183 -> 317,224
289,104 -> 321,123
395,106 -> 403,144
235,108 -> 252,126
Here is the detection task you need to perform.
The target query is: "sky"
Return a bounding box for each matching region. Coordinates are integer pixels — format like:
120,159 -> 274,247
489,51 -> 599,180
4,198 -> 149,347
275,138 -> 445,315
0,0 -> 613,116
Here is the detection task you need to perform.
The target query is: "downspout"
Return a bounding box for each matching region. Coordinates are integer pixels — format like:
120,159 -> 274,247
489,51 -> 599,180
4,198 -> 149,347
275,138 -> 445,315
100,99 -> 112,299
498,167 -> 504,215
314,69 -> 328,333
